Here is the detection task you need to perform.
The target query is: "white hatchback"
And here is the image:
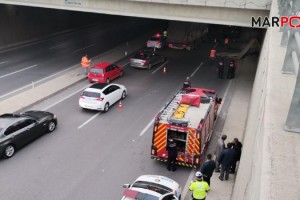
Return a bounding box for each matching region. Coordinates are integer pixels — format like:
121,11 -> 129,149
79,83 -> 127,112
121,175 -> 181,200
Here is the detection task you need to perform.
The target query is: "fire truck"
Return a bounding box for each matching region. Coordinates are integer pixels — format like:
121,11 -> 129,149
151,87 -> 222,168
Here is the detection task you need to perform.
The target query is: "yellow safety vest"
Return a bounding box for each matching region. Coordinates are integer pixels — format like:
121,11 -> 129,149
189,180 -> 210,199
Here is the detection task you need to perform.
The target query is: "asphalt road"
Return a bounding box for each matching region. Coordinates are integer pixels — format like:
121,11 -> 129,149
0,17 -> 161,100
0,31 -> 239,199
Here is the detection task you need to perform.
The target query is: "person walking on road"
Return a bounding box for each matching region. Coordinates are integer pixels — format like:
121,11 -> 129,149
217,60 -> 224,79
189,171 -> 210,200
231,138 -> 243,173
215,134 -> 227,172
219,142 -> 236,181
81,54 -> 91,75
200,154 -> 216,186
166,137 -> 178,171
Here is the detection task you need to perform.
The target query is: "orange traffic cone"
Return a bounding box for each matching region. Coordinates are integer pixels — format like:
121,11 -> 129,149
163,67 -> 167,74
117,101 -> 123,110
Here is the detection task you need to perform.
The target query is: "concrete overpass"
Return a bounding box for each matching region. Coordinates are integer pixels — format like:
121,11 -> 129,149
0,0 -> 270,27
0,0 -> 299,200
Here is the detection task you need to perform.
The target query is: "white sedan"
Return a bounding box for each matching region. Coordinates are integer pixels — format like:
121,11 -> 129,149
79,83 -> 127,112
121,175 -> 181,200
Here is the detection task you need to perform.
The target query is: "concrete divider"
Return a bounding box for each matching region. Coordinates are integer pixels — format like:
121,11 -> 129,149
0,34 -> 150,114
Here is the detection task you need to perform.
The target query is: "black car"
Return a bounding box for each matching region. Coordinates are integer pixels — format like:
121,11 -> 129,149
0,110 -> 57,158
130,48 -> 165,69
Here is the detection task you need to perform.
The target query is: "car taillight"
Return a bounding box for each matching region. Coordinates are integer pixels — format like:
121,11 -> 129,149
168,43 -> 173,47
80,96 -> 85,99
130,58 -> 133,62
182,44 -> 187,47
96,98 -> 104,101
156,42 -> 161,45
142,60 -> 147,64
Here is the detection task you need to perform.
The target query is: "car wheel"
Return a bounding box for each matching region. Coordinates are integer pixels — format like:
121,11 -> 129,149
4,144 -> 15,158
106,78 -> 110,84
47,120 -> 56,133
104,103 -> 109,112
121,91 -> 127,100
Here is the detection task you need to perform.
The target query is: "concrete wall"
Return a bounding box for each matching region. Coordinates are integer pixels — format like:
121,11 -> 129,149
0,4 -> 110,48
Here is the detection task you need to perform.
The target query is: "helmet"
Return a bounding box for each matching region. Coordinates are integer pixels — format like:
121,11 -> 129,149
195,171 -> 203,177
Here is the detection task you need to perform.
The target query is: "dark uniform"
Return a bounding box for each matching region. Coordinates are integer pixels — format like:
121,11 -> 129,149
183,79 -> 191,89
217,61 -> 224,79
166,139 -> 177,171
227,60 -> 236,79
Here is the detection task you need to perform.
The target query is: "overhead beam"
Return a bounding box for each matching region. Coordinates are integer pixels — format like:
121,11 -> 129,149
0,0 -> 269,27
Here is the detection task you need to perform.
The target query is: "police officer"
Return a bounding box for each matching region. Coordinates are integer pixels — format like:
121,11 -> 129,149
166,137 -> 178,171
182,77 -> 191,89
189,172 -> 210,200
217,60 -> 224,79
227,60 -> 236,79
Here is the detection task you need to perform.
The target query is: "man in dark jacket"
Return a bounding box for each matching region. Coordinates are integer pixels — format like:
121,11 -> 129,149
166,137 -> 178,171
231,138 -> 243,173
219,142 -> 236,181
200,154 -> 216,186
217,60 -> 224,79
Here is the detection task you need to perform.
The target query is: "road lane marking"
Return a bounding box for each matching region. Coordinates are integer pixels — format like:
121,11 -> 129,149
0,60 -> 9,65
73,44 -> 96,53
152,60 -> 169,74
190,62 -> 203,77
49,43 -> 65,49
139,118 -> 155,136
78,112 -> 101,129
122,62 -> 130,67
0,64 -> 38,79
0,66 -> 78,100
43,85 -> 90,111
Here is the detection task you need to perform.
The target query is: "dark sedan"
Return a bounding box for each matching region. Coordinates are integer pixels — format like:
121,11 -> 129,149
0,110 -> 57,158
130,49 -> 165,69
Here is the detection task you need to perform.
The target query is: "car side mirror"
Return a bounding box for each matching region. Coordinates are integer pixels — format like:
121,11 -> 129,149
217,98 -> 222,104
122,184 -> 130,188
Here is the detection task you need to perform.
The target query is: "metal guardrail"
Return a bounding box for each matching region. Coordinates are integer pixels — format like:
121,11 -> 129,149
279,0 -> 300,133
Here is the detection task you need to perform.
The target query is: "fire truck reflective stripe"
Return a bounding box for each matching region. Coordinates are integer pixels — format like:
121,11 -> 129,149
156,138 -> 167,151
154,130 -> 165,143
153,158 -> 194,167
154,124 -> 166,143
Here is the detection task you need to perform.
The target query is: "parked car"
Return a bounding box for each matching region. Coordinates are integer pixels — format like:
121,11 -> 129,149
88,62 -> 123,84
79,83 -> 127,112
121,175 -> 181,200
147,33 -> 167,49
0,110 -> 57,158
130,49 -> 165,69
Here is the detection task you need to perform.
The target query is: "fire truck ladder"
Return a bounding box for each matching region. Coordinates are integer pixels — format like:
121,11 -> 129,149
160,95 -> 181,121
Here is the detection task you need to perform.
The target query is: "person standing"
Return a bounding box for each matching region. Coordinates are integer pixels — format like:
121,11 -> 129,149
217,60 -> 224,79
200,154 -> 216,186
182,77 -> 191,89
189,172 -> 210,200
81,54 -> 91,75
227,60 -> 236,79
215,134 -> 227,172
219,142 -> 236,181
231,138 -> 243,173
166,137 -> 178,171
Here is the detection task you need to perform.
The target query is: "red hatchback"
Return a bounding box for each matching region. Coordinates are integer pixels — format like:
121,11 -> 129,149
88,62 -> 123,83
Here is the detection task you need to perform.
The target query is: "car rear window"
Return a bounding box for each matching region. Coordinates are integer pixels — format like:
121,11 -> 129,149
90,68 -> 103,74
134,53 -> 150,59
82,91 -> 100,98
132,181 -> 172,195
149,37 -> 160,41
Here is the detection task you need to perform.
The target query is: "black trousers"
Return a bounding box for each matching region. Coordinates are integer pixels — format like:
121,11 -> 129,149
218,69 -> 224,79
219,165 -> 230,180
203,176 -> 211,186
167,156 -> 177,170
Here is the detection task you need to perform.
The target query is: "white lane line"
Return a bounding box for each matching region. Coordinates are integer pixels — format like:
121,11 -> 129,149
152,61 -> 169,74
0,60 -> 9,65
78,113 -> 101,129
0,66 -> 78,100
43,85 -> 90,111
190,62 -> 203,77
73,44 -> 96,53
122,62 -> 130,67
181,168 -> 197,200
0,64 -> 38,79
139,118 -> 155,136
49,43 -> 65,49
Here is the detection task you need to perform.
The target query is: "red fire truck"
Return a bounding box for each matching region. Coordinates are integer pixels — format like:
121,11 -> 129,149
151,87 -> 222,168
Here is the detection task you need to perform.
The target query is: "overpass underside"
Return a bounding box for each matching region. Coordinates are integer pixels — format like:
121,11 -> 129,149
0,0 -> 269,27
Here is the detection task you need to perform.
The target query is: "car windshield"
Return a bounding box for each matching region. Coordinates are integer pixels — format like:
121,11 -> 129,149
132,181 -> 172,195
82,91 -> 100,98
149,37 -> 160,41
90,68 -> 103,74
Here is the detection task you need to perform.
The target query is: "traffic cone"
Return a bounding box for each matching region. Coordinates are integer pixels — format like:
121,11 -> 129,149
163,67 -> 167,74
117,101 -> 123,110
